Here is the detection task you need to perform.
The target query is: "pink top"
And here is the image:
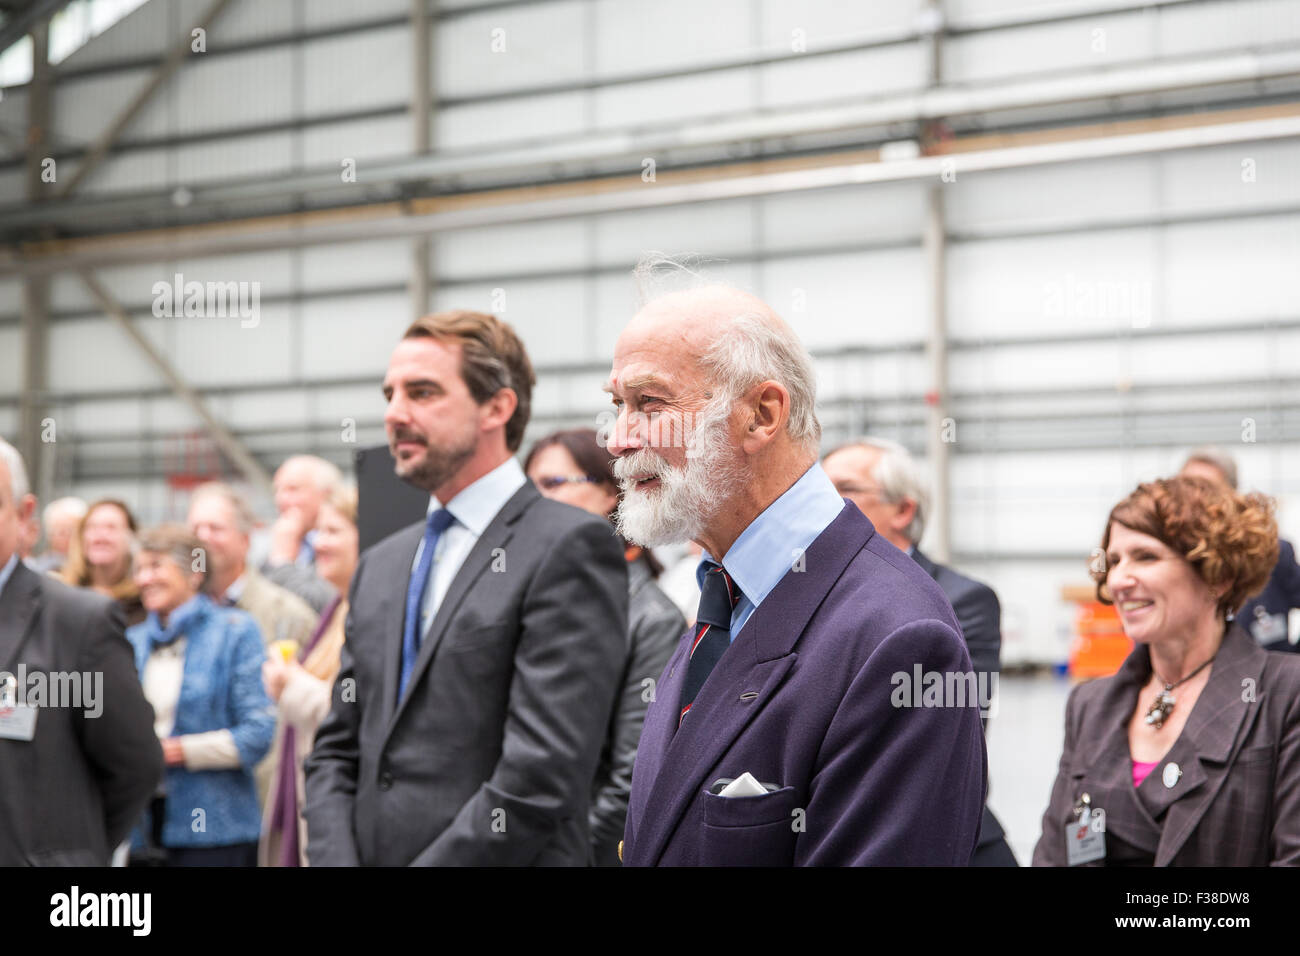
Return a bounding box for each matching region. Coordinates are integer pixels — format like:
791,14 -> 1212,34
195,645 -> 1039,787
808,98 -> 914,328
1132,759 -> 1159,787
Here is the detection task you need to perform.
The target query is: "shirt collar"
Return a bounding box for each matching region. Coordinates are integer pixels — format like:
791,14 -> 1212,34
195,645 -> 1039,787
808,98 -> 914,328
427,456 -> 528,537
222,573 -> 248,605
0,552 -> 19,598
699,461 -> 845,609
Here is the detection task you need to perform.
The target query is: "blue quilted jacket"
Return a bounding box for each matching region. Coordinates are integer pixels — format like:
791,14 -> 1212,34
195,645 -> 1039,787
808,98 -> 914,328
127,594 -> 274,849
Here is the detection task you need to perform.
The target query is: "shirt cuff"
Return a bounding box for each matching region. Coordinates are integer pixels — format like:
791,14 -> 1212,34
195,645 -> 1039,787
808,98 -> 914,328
179,730 -> 242,770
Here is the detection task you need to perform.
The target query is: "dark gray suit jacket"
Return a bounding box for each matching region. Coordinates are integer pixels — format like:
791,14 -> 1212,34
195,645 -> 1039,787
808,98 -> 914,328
1034,623 -> 1300,866
0,562 -> 162,866
303,482 -> 628,866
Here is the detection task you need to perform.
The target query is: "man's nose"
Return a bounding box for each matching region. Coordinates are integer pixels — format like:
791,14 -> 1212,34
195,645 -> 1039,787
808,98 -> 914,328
605,407 -> 645,458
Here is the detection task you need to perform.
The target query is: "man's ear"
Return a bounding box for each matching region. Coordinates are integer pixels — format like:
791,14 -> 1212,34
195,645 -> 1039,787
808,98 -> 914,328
890,497 -> 917,536
18,493 -> 36,525
741,381 -> 790,454
480,388 -> 518,434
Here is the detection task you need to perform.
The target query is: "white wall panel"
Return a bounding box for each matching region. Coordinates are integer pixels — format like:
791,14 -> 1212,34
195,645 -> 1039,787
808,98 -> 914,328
594,68 -> 756,128
302,26 -> 408,116
592,0 -> 753,77
299,291 -> 408,377
300,114 -> 410,166
759,182 -> 924,251
438,1 -> 588,98
300,239 -> 411,291
435,219 -> 592,278
304,0 -> 409,31
435,91 -> 589,150
759,0 -> 918,47
760,44 -> 926,108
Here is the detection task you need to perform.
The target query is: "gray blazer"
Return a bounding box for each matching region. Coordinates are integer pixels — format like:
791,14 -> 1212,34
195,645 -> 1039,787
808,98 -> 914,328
303,482 -> 628,866
0,562 -> 162,866
1034,622 -> 1300,866
589,556 -> 684,866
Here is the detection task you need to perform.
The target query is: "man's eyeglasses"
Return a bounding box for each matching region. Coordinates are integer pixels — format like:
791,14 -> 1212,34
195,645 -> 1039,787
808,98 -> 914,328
535,475 -> 601,491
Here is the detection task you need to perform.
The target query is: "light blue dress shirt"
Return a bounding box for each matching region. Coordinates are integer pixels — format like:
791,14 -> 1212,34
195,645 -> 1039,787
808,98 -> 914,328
699,462 -> 845,640
0,552 -> 18,598
413,456 -> 528,638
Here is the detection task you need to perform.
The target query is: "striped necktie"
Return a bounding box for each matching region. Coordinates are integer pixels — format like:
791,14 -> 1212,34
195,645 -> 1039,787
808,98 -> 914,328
678,562 -> 742,728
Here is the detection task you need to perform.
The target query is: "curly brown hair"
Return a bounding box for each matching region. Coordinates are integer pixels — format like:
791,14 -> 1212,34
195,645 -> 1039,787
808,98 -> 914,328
1092,475 -> 1278,617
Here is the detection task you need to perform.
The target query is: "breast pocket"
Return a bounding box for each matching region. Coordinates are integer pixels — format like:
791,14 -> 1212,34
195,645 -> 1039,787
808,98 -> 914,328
700,785 -> 800,867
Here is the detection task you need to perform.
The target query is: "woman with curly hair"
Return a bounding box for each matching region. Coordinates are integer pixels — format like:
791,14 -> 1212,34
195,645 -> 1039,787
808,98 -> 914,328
1034,475 -> 1300,866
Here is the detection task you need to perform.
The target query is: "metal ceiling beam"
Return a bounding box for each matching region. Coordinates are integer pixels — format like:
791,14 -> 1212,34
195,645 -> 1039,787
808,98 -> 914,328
7,107 -> 1300,276
54,0 -> 236,198
77,269 -> 273,494
7,43 -> 1299,233
0,0 -> 70,58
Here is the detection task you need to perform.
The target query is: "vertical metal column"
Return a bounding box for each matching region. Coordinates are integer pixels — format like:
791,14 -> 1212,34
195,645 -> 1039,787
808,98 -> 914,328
921,0 -> 951,562
20,19 -> 52,503
410,0 -> 433,320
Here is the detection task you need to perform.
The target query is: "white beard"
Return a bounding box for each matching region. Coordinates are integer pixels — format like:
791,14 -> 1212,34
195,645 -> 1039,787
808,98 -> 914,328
614,398 -> 747,547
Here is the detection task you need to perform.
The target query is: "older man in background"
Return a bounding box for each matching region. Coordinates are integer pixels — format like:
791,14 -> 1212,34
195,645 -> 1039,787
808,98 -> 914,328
0,438 -> 161,865
260,455 -> 343,614
822,436 -> 1016,866
28,497 -> 86,575
1180,446 -> 1300,653
189,481 -> 318,806
611,263 -> 986,866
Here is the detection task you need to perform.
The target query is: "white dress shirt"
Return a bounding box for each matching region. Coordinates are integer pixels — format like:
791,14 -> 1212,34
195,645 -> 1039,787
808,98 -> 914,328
413,456 -> 528,640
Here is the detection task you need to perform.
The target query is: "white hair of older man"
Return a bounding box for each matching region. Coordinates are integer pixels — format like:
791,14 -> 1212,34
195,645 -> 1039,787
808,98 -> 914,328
0,437 -> 30,502
632,252 -> 822,455
278,454 -> 343,492
843,436 -> 931,546
43,496 -> 87,526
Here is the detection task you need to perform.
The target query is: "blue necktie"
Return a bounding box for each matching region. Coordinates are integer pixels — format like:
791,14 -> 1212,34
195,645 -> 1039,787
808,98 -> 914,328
399,508 -> 456,701
678,562 -> 742,729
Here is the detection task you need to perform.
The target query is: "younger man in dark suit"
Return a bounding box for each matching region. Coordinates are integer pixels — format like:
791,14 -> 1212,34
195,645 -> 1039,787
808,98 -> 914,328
304,312 -> 627,866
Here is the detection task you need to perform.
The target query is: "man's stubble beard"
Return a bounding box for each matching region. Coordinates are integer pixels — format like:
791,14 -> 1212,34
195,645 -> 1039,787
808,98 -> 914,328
393,429 -> 478,494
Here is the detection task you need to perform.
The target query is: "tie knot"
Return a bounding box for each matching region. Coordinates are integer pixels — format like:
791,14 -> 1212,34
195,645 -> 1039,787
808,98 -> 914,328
427,508 -> 455,536
696,562 -> 741,630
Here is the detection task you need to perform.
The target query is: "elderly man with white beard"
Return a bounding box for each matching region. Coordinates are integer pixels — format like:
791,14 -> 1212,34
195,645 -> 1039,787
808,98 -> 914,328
609,270 -> 987,866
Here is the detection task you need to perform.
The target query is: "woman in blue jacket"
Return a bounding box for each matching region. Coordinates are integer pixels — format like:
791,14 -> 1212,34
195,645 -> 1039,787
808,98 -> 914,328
126,523 -> 274,866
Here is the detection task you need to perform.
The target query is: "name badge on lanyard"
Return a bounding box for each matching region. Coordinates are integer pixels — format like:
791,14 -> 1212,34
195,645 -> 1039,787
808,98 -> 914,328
1066,792 -> 1106,865
0,674 -> 37,742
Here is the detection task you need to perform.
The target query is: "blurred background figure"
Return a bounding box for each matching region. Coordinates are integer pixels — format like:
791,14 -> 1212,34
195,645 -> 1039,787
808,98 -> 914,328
1180,447 -> 1300,654
61,499 -> 145,627
188,481 -> 318,809
260,485 -> 358,867
823,436 -> 1015,867
0,439 -> 161,867
524,427 -> 684,867
126,524 -> 274,868
1035,476 -> 1299,865
28,497 -> 87,575
259,456 -> 343,615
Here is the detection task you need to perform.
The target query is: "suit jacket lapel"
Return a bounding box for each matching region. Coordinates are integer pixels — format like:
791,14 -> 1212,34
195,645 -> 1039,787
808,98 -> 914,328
0,563 -> 42,674
634,503 -> 866,865
1152,625 -> 1265,865
378,525 -> 424,725
384,483 -> 537,741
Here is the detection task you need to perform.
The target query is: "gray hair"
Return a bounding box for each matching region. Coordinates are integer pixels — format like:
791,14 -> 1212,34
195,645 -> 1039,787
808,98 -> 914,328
277,455 -> 342,493
0,438 -> 30,502
633,252 -> 822,454
190,481 -> 257,534
43,496 -> 87,526
830,436 -> 930,545
1182,446 -> 1238,490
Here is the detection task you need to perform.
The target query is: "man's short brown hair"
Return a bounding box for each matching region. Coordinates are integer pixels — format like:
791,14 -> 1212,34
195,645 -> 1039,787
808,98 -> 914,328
403,310 -> 536,453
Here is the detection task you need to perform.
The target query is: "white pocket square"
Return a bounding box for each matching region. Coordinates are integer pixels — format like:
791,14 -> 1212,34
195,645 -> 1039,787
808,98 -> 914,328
718,772 -> 770,797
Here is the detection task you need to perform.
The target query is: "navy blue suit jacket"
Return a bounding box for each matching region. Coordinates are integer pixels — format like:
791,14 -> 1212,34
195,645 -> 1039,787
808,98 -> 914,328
622,503 -> 987,866
1237,538 -> 1300,653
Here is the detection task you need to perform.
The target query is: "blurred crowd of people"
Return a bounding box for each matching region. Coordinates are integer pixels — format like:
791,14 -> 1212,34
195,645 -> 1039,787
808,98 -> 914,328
2,267 -> 1298,868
